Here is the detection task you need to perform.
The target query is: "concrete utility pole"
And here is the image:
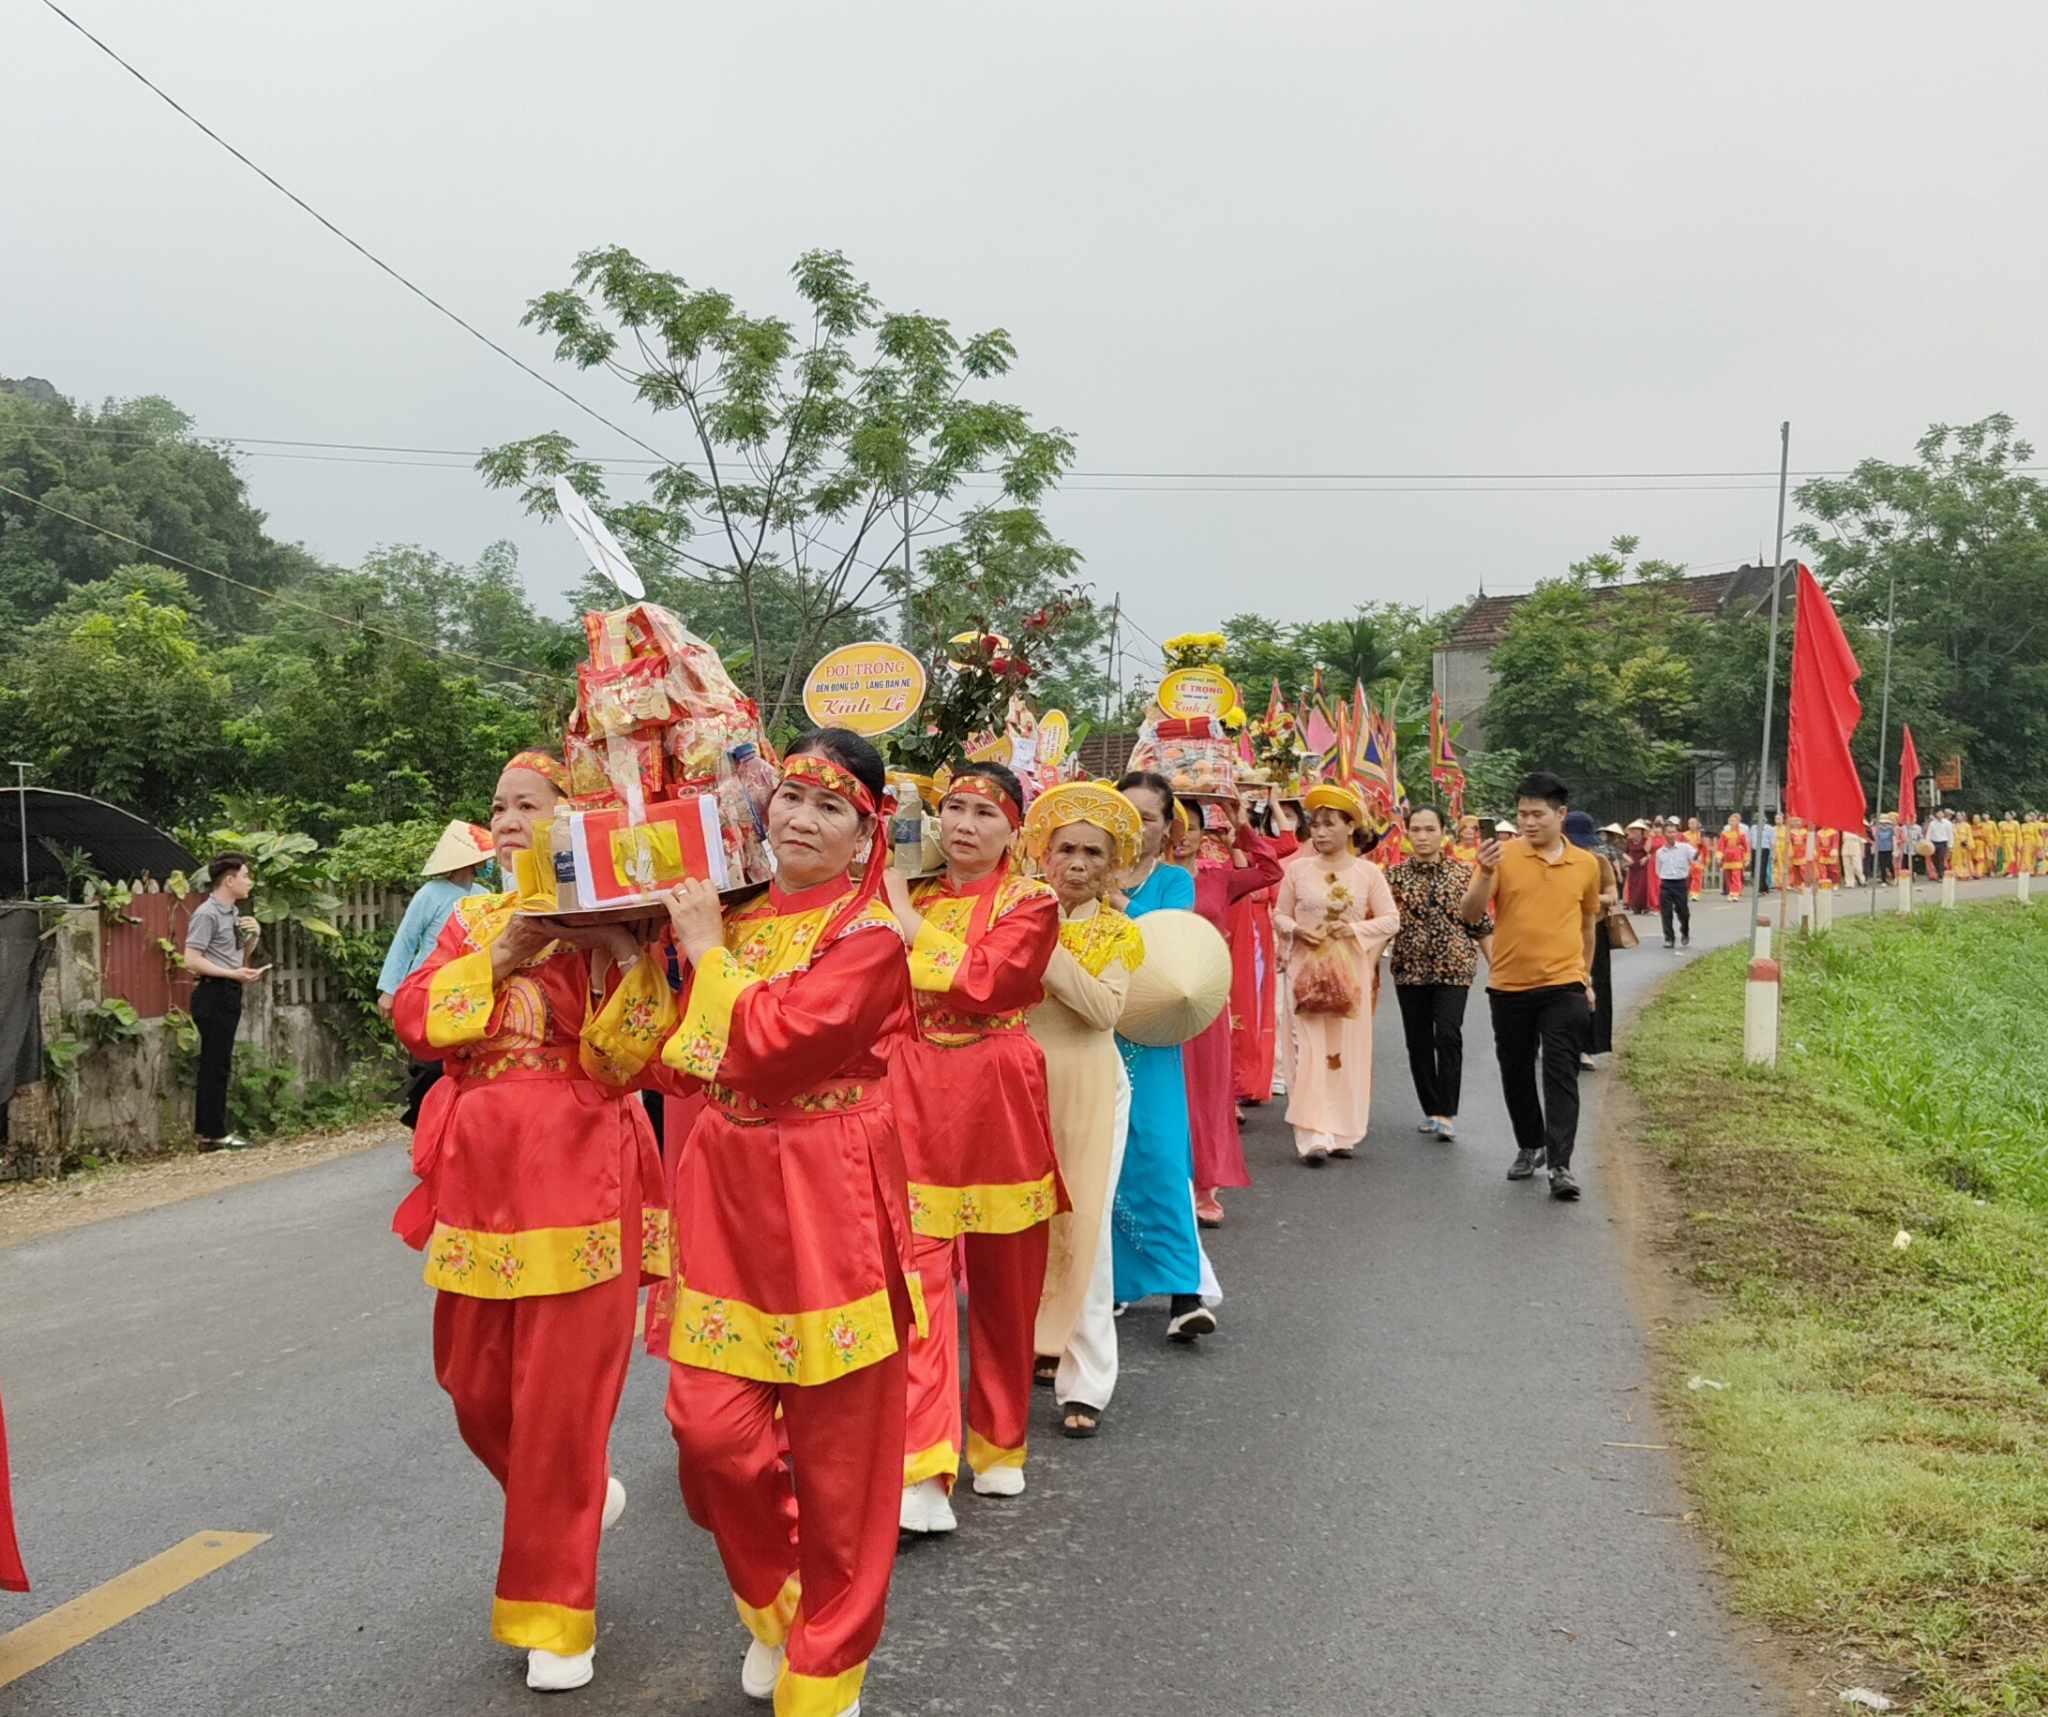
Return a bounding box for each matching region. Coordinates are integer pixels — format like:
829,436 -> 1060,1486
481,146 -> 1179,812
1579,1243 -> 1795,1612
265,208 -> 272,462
1744,424 -> 1791,1068
9,761 -> 28,899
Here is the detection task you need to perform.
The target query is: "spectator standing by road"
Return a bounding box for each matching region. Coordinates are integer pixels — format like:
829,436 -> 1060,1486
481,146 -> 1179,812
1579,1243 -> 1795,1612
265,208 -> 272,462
1566,812 -> 1621,1064
1461,772 -> 1602,1203
376,821 -> 493,1128
1756,812 -> 1777,894
183,852 -> 268,1150
1927,808 -> 1954,880
1875,814 -> 1896,882
1654,818 -> 1697,950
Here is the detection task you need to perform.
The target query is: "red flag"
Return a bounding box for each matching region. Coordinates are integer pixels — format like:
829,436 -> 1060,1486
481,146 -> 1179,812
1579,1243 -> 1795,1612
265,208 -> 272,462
1784,565 -> 1867,832
1897,724 -> 1920,827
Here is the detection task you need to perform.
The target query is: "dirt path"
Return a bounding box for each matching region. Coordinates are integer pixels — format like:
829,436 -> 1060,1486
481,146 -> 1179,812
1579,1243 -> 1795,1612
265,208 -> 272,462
0,1120 -> 403,1247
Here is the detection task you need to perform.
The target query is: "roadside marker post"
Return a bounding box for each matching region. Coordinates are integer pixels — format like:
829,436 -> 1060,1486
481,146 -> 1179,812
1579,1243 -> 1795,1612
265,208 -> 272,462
2020,872 -> 2032,905
1751,913 -> 1772,960
1896,871 -> 1913,914
1743,957 -> 1780,1067
1942,873 -> 1957,909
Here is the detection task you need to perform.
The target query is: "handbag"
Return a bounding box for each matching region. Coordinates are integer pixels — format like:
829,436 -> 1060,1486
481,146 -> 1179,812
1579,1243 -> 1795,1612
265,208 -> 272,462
1604,908 -> 1639,950
1293,938 -> 1362,1017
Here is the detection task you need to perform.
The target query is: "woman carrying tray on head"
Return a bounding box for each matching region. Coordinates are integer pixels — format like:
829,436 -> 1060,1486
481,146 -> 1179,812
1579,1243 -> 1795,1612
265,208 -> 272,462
883,762 -> 1062,1536
598,728 -> 919,1717
390,749 -> 671,1695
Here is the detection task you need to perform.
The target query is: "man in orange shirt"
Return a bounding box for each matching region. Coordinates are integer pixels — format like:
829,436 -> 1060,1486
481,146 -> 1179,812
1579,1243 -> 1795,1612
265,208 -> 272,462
1460,771 -> 1603,1202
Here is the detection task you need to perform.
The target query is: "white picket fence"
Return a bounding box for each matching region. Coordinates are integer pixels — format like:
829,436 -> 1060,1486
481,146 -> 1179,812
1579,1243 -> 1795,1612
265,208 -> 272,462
258,884 -> 408,1007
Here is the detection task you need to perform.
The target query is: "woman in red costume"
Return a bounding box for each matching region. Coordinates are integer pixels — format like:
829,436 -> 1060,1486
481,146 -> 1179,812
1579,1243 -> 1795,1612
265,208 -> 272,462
1230,794 -> 1299,1111
1185,798 -> 1284,1227
1,1386 -> 26,1594
390,750 -> 669,1694
883,762 -> 1061,1536
624,728 -> 919,1717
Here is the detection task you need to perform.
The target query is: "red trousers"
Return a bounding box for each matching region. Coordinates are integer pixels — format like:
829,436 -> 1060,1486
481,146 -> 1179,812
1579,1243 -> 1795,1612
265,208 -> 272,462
667,1270 -> 912,1717
0,1387 -> 26,1593
431,1167 -> 642,1655
903,1224 -> 1049,1486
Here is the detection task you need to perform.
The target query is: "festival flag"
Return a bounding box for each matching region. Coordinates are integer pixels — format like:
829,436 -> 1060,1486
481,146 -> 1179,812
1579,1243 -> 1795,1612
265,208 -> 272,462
1265,678 -> 1285,729
1303,700 -> 1337,765
1333,698 -> 1355,784
1897,723 -> 1920,828
1356,722 -> 1396,812
1429,690 -> 1467,819
1785,564 -> 1868,832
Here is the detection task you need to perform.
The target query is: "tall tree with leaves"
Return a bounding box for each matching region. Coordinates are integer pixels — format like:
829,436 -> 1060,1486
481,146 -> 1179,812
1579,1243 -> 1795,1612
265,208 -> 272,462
479,249 -> 1076,724
1794,414 -> 2048,806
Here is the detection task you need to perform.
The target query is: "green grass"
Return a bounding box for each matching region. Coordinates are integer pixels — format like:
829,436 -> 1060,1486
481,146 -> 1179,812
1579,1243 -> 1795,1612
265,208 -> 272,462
1625,903 -> 2048,1715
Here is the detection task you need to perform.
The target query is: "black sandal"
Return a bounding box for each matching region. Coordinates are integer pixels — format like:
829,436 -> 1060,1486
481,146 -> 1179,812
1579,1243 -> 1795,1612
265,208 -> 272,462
1060,1402 -> 1103,1439
1033,1357 -> 1059,1388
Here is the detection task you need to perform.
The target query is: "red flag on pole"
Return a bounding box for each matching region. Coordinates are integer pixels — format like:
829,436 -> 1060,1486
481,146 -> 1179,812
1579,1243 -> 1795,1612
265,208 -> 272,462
1784,564 -> 1867,831
1897,724 -> 1920,827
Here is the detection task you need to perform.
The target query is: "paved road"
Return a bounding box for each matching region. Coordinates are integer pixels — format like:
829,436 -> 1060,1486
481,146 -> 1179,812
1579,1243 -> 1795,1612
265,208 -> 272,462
4,885 -> 1938,1716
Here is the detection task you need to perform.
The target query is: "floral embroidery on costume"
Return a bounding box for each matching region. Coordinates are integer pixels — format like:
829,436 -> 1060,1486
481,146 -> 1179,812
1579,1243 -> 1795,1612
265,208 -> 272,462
569,1227 -> 621,1283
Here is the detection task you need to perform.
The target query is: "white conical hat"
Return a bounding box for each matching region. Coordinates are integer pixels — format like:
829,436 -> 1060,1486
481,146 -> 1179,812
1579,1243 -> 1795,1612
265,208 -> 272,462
422,820 -> 493,877
1118,908 -> 1232,1048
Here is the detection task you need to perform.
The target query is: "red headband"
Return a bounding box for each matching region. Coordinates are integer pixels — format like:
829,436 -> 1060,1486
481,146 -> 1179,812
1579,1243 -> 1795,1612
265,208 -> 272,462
505,751 -> 568,793
942,773 -> 1023,829
782,752 -> 878,817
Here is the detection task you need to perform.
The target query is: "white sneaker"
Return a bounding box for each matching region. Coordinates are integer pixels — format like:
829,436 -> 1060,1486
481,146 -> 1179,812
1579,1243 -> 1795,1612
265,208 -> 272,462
741,1637 -> 784,1701
601,1475 -> 626,1532
526,1647 -> 595,1692
971,1464 -> 1026,1498
898,1477 -> 957,1534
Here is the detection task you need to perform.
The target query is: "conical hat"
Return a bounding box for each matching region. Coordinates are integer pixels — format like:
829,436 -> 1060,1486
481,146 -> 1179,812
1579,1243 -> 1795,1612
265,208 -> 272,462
1118,908 -> 1232,1048
423,820 -> 493,877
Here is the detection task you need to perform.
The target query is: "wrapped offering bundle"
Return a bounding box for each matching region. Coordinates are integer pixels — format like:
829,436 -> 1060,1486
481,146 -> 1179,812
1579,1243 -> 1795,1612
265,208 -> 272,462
1126,715 -> 1241,800
520,601 -> 779,915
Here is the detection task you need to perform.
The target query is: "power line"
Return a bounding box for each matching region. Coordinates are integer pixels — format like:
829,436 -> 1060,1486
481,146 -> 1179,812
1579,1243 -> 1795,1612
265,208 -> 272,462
34,0 -> 678,469
29,424 -> 2030,485
0,480 -> 555,684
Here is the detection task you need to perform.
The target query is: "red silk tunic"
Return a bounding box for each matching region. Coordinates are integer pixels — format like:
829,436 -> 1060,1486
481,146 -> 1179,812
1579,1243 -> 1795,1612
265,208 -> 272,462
391,893 -> 670,1299
629,878 -> 924,1384
891,870 -> 1062,1239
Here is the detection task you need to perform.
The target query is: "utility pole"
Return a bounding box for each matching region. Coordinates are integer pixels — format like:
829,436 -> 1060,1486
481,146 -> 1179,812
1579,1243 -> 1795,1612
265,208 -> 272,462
1747,423 -> 1791,955
1870,568 -> 1897,917
9,761 -> 29,899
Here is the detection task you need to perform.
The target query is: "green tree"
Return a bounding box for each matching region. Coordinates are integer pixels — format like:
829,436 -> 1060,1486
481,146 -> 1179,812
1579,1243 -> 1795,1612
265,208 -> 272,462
1482,538 -> 1698,792
0,568 -> 237,826
0,385 -> 324,633
477,248 -> 1076,724
1793,414 -> 2048,807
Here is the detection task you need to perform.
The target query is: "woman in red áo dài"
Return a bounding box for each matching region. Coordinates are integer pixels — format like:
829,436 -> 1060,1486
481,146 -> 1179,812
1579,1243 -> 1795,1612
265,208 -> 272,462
391,750 -> 670,1694
884,762 -> 1062,1537
612,729 -> 920,1717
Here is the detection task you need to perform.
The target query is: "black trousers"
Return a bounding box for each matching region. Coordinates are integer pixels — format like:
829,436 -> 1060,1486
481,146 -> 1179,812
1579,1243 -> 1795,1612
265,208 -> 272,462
1588,925 -> 1615,1054
1488,984 -> 1589,1168
191,977 -> 243,1140
1394,982 -> 1469,1118
400,1060 -> 443,1130
1658,877 -> 1691,944
1930,841 -> 1948,880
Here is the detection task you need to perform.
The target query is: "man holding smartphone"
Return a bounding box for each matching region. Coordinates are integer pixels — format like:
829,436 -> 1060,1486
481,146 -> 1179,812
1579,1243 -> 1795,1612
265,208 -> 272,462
1460,772 -> 1602,1202
183,851 -> 269,1150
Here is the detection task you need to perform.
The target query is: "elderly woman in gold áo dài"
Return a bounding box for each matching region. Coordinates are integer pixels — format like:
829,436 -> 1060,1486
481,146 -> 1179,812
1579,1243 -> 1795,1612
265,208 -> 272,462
1273,783 -> 1401,1164
1023,781 -> 1147,1440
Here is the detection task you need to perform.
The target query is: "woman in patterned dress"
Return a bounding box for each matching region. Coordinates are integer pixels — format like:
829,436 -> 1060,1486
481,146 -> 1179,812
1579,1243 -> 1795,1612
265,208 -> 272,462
1385,806 -> 1478,1140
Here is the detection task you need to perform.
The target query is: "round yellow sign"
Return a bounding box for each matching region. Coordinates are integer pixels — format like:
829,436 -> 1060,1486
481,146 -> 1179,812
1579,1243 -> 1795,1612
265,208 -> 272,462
802,642 -> 928,737
1038,709 -> 1071,768
1158,667 -> 1238,721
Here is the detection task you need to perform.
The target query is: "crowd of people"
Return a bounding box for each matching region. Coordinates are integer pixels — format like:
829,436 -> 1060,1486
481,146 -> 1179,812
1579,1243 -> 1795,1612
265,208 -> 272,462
369,738 -> 1623,1712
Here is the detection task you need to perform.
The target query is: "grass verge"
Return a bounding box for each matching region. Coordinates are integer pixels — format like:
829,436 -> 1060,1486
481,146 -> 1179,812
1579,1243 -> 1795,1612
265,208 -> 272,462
1624,902 -> 2048,1715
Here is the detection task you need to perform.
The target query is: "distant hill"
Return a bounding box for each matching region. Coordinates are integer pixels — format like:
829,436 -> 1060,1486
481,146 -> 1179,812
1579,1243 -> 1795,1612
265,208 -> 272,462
0,376 -> 63,406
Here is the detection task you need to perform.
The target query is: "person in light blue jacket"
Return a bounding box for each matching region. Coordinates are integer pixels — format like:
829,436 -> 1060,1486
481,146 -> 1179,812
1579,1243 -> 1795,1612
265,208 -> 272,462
376,820 -> 492,1126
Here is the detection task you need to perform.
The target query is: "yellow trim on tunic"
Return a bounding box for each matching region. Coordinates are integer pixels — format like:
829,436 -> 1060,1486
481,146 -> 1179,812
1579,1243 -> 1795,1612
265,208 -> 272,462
422,892 -> 554,1049
735,1572 -> 802,1648
663,948 -> 763,1081
491,1597 -> 594,1655
667,1281 -> 918,1385
776,1662 -> 868,1717
967,1427 -> 1027,1474
642,1205 -> 673,1281
423,1219 -> 625,1299
907,917 -> 969,993
903,1439 -> 959,1487
907,1174 -> 1057,1239
1058,907 -> 1145,977
580,955 -> 677,1087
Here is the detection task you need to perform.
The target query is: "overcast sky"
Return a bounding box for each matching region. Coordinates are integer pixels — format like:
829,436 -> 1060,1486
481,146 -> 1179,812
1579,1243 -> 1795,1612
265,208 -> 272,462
10,0 -> 2043,676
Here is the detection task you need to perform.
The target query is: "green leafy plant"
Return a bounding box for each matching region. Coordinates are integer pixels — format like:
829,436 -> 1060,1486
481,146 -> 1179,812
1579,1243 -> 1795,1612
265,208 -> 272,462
203,827 -> 343,939
76,997 -> 143,1045
42,1032 -> 88,1085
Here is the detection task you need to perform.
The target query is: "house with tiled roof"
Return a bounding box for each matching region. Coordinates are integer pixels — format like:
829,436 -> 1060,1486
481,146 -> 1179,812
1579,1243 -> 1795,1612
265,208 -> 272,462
1433,563 -> 1785,754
